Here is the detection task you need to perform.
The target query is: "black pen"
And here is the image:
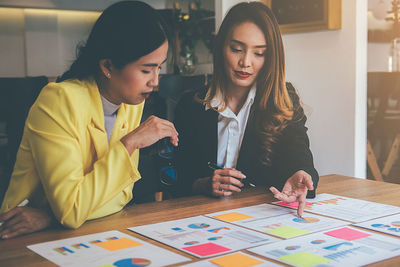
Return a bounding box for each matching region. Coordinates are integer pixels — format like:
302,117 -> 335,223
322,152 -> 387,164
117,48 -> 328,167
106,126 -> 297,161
207,162 -> 255,187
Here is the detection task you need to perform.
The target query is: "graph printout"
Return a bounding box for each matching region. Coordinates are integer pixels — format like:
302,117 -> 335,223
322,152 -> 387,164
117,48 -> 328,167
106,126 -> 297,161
273,193 -> 400,223
208,207 -> 348,239
248,226 -> 400,267
27,230 -> 189,266
181,251 -> 283,267
206,204 -> 292,223
355,214 -> 400,237
129,215 -> 279,258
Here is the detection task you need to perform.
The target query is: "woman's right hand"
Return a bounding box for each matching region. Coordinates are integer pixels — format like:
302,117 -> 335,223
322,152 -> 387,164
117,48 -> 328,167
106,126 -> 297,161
210,168 -> 246,197
0,207 -> 54,239
121,115 -> 179,155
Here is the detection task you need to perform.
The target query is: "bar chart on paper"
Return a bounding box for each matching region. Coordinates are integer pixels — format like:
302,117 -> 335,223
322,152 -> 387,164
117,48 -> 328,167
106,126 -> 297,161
273,193 -> 400,222
248,226 -> 400,267
27,230 -> 189,266
128,215 -> 279,258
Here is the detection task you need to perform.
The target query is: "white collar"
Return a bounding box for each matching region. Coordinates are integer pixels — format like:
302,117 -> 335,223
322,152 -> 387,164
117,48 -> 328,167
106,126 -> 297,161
100,94 -> 120,116
205,85 -> 256,113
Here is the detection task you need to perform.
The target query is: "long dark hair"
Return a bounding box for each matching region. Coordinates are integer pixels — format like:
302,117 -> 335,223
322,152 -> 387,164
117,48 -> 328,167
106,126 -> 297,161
202,2 -> 301,165
59,1 -> 169,82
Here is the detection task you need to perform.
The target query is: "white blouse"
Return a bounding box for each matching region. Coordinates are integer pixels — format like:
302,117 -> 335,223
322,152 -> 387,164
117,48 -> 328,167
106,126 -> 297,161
100,94 -> 120,142
206,86 -> 256,168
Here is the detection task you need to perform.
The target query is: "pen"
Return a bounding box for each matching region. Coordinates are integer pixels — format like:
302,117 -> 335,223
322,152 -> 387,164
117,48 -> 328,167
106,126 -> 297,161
207,162 -> 255,187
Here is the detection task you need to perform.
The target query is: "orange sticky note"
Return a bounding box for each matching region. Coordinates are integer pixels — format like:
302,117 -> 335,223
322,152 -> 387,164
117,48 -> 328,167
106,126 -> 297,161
94,238 -> 141,251
210,252 -> 264,267
213,212 -> 254,222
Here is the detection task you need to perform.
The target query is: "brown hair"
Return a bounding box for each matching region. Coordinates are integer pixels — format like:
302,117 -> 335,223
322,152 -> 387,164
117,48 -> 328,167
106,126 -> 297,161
201,2 -> 299,165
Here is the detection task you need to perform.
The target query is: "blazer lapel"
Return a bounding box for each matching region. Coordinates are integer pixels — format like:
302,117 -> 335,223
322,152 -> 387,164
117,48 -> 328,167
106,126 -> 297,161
110,104 -> 129,144
87,119 -> 108,160
86,78 -> 108,159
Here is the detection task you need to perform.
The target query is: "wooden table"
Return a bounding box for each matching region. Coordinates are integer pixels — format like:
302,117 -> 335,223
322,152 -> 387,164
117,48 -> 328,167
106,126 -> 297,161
1,174 -> 400,266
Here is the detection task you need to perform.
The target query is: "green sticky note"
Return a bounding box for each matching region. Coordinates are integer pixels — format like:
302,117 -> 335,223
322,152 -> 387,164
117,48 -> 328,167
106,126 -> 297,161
265,226 -> 311,238
278,251 -> 331,267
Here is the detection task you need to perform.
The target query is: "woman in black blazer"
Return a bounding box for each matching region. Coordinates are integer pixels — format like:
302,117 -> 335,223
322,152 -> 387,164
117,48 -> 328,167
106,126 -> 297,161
173,2 -> 318,217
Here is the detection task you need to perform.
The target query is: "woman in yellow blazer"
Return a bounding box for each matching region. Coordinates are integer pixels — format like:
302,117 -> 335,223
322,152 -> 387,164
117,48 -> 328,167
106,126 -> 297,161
0,1 -> 178,238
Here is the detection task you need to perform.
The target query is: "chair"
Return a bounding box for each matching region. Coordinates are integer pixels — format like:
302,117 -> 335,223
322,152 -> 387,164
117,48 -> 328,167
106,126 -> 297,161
0,76 -> 49,202
158,74 -> 211,121
132,74 -> 211,202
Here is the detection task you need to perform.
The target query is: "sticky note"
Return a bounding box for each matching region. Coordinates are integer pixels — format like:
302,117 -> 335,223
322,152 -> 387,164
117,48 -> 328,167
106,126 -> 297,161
213,212 -> 254,222
94,238 -> 141,251
324,227 -> 371,241
278,251 -> 331,267
183,242 -> 231,257
210,252 -> 264,267
265,226 -> 311,238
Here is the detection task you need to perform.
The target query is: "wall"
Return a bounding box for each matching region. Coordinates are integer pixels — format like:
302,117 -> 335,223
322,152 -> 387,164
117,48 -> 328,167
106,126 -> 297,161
217,0 -> 368,178
0,0 -> 215,77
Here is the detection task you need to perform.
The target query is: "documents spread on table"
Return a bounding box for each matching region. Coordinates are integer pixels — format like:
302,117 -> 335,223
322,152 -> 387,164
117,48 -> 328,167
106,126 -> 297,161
248,226 -> 400,267
27,194 -> 400,267
27,230 -> 190,267
129,215 -> 279,258
273,193 -> 400,223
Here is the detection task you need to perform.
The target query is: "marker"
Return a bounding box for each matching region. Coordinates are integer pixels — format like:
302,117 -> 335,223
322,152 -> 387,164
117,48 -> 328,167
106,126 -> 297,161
207,162 -> 256,187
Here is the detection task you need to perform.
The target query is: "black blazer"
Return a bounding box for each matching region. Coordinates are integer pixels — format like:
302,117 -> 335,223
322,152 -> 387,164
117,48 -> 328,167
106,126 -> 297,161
172,83 -> 319,197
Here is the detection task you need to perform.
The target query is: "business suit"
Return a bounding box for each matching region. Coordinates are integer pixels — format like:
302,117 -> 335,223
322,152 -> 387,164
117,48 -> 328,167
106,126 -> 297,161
173,83 -> 319,197
1,78 -> 143,229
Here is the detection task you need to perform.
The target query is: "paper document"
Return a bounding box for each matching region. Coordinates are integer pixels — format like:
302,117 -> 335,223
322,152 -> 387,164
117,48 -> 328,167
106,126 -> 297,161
248,226 -> 400,267
273,193 -> 400,223
129,215 -> 279,258
28,230 -> 189,266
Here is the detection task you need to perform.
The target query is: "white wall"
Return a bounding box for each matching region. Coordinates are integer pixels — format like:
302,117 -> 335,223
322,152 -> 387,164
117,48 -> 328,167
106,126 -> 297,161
218,0 -> 368,178
283,0 -> 367,177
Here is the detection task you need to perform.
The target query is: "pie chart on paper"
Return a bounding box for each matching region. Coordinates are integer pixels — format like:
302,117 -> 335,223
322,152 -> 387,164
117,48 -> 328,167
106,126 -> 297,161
292,217 -> 320,223
188,223 -> 210,229
112,258 -> 151,267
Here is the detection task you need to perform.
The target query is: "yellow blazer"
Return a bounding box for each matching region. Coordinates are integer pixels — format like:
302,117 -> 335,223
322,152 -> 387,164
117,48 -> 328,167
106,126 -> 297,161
1,78 -> 143,229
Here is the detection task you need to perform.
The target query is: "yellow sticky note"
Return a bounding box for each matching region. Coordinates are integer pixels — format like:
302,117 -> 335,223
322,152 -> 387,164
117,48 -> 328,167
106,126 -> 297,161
278,251 -> 331,267
94,238 -> 141,251
213,212 -> 254,222
265,226 -> 310,238
210,252 -> 264,267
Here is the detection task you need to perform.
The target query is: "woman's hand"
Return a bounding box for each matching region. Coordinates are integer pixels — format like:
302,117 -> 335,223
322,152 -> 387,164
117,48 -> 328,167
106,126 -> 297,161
209,168 -> 246,197
121,115 -> 179,155
269,170 -> 314,217
0,207 -> 54,239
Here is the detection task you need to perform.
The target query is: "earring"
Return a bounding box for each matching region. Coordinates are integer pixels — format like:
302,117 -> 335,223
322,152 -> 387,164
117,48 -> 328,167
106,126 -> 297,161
106,73 -> 111,78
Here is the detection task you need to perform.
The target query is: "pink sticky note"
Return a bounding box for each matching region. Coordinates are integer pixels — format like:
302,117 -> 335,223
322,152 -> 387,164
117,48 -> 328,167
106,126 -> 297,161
276,201 -> 313,207
183,242 -> 231,256
324,227 -> 371,241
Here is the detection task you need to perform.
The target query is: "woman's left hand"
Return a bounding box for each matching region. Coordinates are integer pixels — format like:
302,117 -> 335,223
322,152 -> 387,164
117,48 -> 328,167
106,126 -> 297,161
0,207 -> 54,239
269,170 -> 314,217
